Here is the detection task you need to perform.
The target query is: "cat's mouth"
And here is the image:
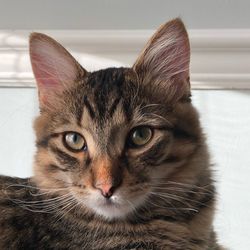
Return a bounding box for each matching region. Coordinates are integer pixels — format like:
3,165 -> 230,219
101,198 -> 117,206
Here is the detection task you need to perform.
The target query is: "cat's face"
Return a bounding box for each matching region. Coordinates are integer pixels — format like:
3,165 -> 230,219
30,19 -> 201,220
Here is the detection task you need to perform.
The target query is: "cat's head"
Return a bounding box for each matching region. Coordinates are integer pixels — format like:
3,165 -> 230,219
30,18 -> 202,220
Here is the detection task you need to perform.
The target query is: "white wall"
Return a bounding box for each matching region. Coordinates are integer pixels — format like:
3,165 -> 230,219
193,90 -> 250,250
0,0 -> 250,29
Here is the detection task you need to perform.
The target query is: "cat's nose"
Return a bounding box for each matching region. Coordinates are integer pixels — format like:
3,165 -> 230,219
92,156 -> 122,199
97,184 -> 114,199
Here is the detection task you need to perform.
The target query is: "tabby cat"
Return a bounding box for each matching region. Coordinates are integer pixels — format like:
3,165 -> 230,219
0,18 -> 223,249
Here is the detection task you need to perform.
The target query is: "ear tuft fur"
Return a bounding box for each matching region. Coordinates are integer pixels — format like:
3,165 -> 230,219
133,18 -> 190,102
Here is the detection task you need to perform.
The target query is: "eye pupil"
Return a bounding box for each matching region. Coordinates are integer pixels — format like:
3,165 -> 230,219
133,130 -> 144,140
72,134 -> 78,143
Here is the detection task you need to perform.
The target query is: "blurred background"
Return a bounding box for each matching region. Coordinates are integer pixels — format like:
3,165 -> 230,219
0,0 -> 250,249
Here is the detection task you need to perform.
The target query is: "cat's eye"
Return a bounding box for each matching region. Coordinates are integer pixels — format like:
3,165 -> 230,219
128,126 -> 153,147
63,132 -> 86,152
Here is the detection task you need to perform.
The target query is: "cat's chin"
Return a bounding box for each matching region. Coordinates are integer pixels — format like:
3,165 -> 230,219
91,201 -> 131,220
79,192 -> 147,221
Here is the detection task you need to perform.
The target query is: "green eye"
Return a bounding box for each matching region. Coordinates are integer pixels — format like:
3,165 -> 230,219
63,132 -> 86,152
129,127 -> 153,147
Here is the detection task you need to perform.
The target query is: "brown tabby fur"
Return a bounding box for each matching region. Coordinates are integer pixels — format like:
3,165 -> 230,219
0,19 -> 224,249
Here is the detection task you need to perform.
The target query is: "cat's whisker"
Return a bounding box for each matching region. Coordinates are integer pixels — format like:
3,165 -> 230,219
54,196 -> 76,210
5,184 -> 71,199
166,181 -> 213,190
20,199 -> 74,211
145,197 -> 189,212
146,195 -> 199,213
9,194 -> 69,204
8,193 -> 75,214
6,184 -> 68,192
11,205 -> 54,214
147,190 -> 180,210
8,192 -> 72,205
53,198 -> 78,223
150,190 -> 211,209
29,190 -> 68,197
12,199 -> 72,213
44,198 -> 76,213
150,179 -> 213,190
149,191 -> 192,208
12,201 -> 73,213
148,185 -> 213,195
145,197 -> 176,211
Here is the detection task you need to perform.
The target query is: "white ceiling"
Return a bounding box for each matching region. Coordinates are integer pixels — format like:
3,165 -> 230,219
0,0 -> 250,29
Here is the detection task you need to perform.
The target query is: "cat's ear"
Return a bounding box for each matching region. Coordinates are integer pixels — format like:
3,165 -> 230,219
29,32 -> 87,108
133,18 -> 190,101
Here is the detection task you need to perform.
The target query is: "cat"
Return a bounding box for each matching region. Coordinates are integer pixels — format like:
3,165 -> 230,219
0,18 -> 224,249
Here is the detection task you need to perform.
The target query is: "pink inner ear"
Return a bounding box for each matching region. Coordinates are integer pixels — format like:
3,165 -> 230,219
32,53 -> 59,87
29,33 -> 83,109
30,34 -> 81,92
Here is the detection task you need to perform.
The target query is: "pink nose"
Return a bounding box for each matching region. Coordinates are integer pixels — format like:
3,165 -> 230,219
96,183 -> 114,199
